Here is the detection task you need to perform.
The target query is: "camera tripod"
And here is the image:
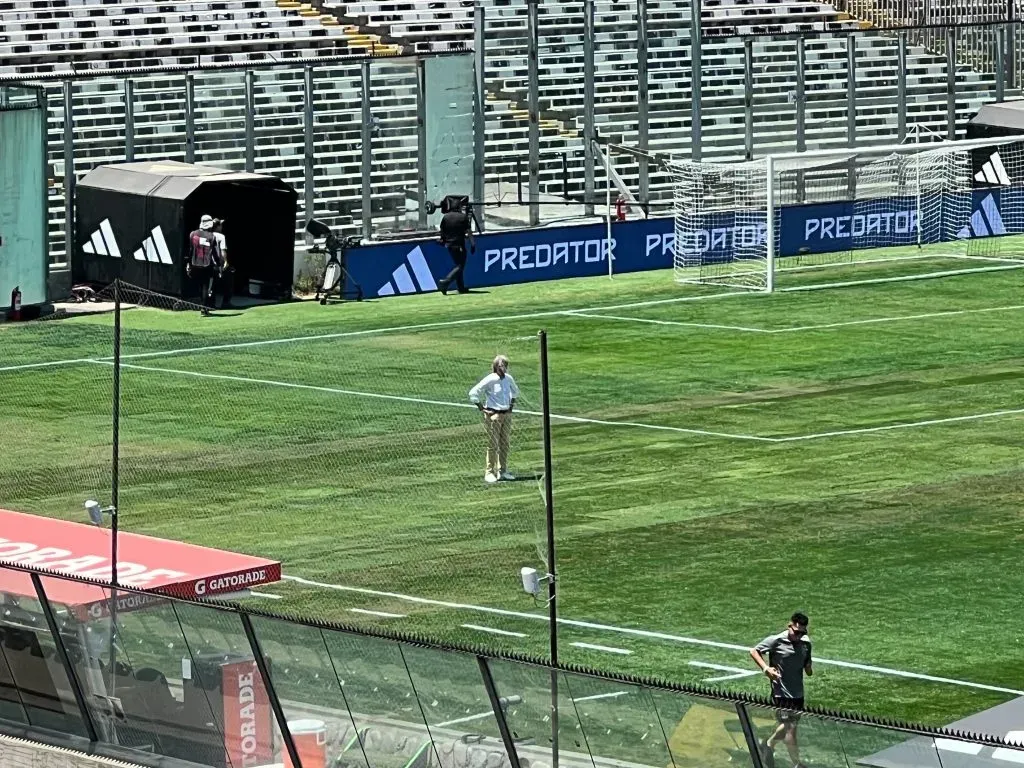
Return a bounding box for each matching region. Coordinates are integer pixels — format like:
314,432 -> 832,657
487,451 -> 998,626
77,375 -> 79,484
306,218 -> 363,304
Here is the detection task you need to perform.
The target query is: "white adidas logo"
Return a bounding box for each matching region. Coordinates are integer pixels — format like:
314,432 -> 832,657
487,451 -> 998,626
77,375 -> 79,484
975,151 -> 1011,187
133,226 -> 173,265
377,246 -> 437,296
82,219 -> 122,258
957,193 -> 1007,239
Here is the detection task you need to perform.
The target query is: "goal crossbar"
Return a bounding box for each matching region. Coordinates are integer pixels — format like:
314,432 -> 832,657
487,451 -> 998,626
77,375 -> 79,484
667,136 -> 1024,293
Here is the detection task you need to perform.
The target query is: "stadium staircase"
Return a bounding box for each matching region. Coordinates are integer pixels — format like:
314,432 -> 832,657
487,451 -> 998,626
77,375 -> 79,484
0,0 -> 1010,260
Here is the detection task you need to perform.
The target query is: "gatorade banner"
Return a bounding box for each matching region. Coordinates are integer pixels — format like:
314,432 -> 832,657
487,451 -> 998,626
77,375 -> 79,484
222,660 -> 274,768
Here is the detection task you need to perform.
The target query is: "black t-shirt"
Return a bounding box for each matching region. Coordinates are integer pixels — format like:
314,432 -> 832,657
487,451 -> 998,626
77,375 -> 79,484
440,211 -> 471,245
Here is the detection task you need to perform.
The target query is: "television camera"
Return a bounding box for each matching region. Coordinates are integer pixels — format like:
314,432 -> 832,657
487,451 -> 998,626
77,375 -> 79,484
305,218 -> 363,304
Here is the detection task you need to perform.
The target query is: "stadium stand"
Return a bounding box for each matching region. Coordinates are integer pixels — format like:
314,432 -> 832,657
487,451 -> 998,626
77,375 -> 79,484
0,0 -> 1009,259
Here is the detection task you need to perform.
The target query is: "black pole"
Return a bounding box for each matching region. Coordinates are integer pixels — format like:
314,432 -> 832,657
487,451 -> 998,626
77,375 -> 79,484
109,280 -> 121,704
562,153 -> 568,202
31,573 -> 100,742
734,702 -> 766,768
241,613 -> 305,768
517,158 -> 524,205
538,330 -> 558,768
477,657 -> 524,768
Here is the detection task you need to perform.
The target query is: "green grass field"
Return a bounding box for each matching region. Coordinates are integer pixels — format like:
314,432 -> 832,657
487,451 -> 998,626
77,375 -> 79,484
5,256 -> 1024,729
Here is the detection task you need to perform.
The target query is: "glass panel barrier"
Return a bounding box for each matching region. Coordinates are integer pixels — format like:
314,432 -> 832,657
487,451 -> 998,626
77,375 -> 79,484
0,570 -> 88,737
36,574 -> 226,766
485,658 -> 590,765
321,630 -> 435,768
172,602 -> 285,768
249,615 -> 370,768
193,69 -> 247,171
132,74 -> 189,163
368,59 -> 421,236
649,689 -> 755,768
559,673 -> 672,768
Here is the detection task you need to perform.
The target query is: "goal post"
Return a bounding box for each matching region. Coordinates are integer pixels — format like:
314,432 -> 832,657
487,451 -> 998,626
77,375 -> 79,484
667,137 -> 1024,293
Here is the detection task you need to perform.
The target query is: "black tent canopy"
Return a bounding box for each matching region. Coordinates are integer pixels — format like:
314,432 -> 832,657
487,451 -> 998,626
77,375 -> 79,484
74,160 -> 297,300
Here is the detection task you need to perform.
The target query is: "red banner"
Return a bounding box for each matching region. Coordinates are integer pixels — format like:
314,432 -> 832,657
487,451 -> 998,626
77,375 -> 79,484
222,660 -> 275,768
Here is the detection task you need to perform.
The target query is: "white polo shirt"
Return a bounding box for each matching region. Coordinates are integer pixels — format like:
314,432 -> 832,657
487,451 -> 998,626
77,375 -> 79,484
469,373 -> 520,411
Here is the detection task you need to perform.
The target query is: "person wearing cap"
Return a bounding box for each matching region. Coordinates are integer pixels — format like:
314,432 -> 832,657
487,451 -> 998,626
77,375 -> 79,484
212,218 -> 234,309
187,214 -> 224,315
468,355 -> 519,483
750,612 -> 813,768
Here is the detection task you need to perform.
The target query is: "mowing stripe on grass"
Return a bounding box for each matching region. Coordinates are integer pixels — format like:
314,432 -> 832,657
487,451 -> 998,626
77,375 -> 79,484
91,360 -> 1024,444
772,303 -> 1024,333
281,574 -> 1024,696
98,361 -> 773,443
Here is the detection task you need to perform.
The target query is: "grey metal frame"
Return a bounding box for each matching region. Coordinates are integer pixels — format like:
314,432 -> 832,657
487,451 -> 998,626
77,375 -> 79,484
527,0 -> 540,225
583,0 -> 596,216
304,65 -> 316,223
361,60 -> 373,239
184,74 -> 196,164
124,79 -> 135,163
244,69 -> 256,173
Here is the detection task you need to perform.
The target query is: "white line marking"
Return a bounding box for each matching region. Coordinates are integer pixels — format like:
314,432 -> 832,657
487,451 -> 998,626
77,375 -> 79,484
281,574 -> 1024,696
98,361 -> 774,443
571,691 -> 630,703
461,623 -> 528,638
703,672 -> 761,682
689,661 -> 755,674
349,608 -> 407,618
0,290 -> 751,375
564,312 -> 769,333
772,406 -> 1024,442
250,591 -> 284,600
572,642 -> 633,655
436,712 -> 495,728
689,661 -> 760,682
772,303 -> 1024,333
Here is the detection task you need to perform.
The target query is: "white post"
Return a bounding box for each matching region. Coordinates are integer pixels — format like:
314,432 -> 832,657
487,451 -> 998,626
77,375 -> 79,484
765,155 -> 775,294
605,145 -> 613,279
916,127 -> 923,249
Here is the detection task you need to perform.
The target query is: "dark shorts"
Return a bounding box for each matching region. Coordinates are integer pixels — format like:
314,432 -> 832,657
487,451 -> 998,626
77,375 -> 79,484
772,696 -> 804,723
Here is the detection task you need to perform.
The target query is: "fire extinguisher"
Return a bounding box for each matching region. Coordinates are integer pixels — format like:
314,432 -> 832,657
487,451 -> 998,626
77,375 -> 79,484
615,196 -> 627,222
10,286 -> 21,321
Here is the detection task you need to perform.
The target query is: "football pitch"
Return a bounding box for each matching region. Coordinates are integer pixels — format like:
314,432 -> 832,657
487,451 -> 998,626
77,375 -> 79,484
5,257 -> 1024,728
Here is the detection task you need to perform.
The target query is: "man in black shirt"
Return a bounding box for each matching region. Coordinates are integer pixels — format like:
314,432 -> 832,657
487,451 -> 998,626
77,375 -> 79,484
186,214 -> 224,315
437,206 -> 475,295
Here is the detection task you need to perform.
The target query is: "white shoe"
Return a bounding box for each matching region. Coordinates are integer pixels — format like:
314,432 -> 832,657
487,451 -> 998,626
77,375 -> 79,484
484,473 -> 499,483
500,472 -> 516,481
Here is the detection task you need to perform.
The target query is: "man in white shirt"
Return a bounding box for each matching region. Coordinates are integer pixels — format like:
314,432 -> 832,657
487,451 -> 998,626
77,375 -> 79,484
469,355 -> 520,483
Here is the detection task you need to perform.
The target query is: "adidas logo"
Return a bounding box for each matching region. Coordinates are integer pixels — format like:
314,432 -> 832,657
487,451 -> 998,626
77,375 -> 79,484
957,194 -> 1007,239
133,226 -> 173,265
377,246 -> 437,296
81,219 -> 122,258
975,151 -> 1011,187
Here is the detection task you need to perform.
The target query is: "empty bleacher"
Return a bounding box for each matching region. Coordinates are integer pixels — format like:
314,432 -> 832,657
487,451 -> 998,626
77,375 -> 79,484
0,0 -> 1010,261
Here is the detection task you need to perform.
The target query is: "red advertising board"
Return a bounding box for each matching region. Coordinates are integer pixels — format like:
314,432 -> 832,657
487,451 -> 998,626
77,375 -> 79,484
221,659 -> 275,768
0,509 -> 281,616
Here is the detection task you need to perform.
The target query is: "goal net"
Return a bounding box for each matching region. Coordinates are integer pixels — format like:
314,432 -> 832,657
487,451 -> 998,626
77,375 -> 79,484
667,138 -> 1024,292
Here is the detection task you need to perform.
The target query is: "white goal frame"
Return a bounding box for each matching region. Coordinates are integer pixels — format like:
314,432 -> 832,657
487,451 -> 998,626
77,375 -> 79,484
664,136 -> 1024,294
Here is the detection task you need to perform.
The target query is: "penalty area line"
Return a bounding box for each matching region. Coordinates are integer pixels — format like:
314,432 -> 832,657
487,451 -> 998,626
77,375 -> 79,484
279,574 -> 1024,696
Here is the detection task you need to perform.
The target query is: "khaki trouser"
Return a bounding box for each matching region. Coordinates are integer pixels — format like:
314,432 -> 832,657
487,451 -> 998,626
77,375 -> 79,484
483,410 -> 512,476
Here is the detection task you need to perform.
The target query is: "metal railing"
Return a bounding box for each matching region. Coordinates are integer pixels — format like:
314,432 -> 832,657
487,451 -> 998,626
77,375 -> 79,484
0,559 -> 1021,768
